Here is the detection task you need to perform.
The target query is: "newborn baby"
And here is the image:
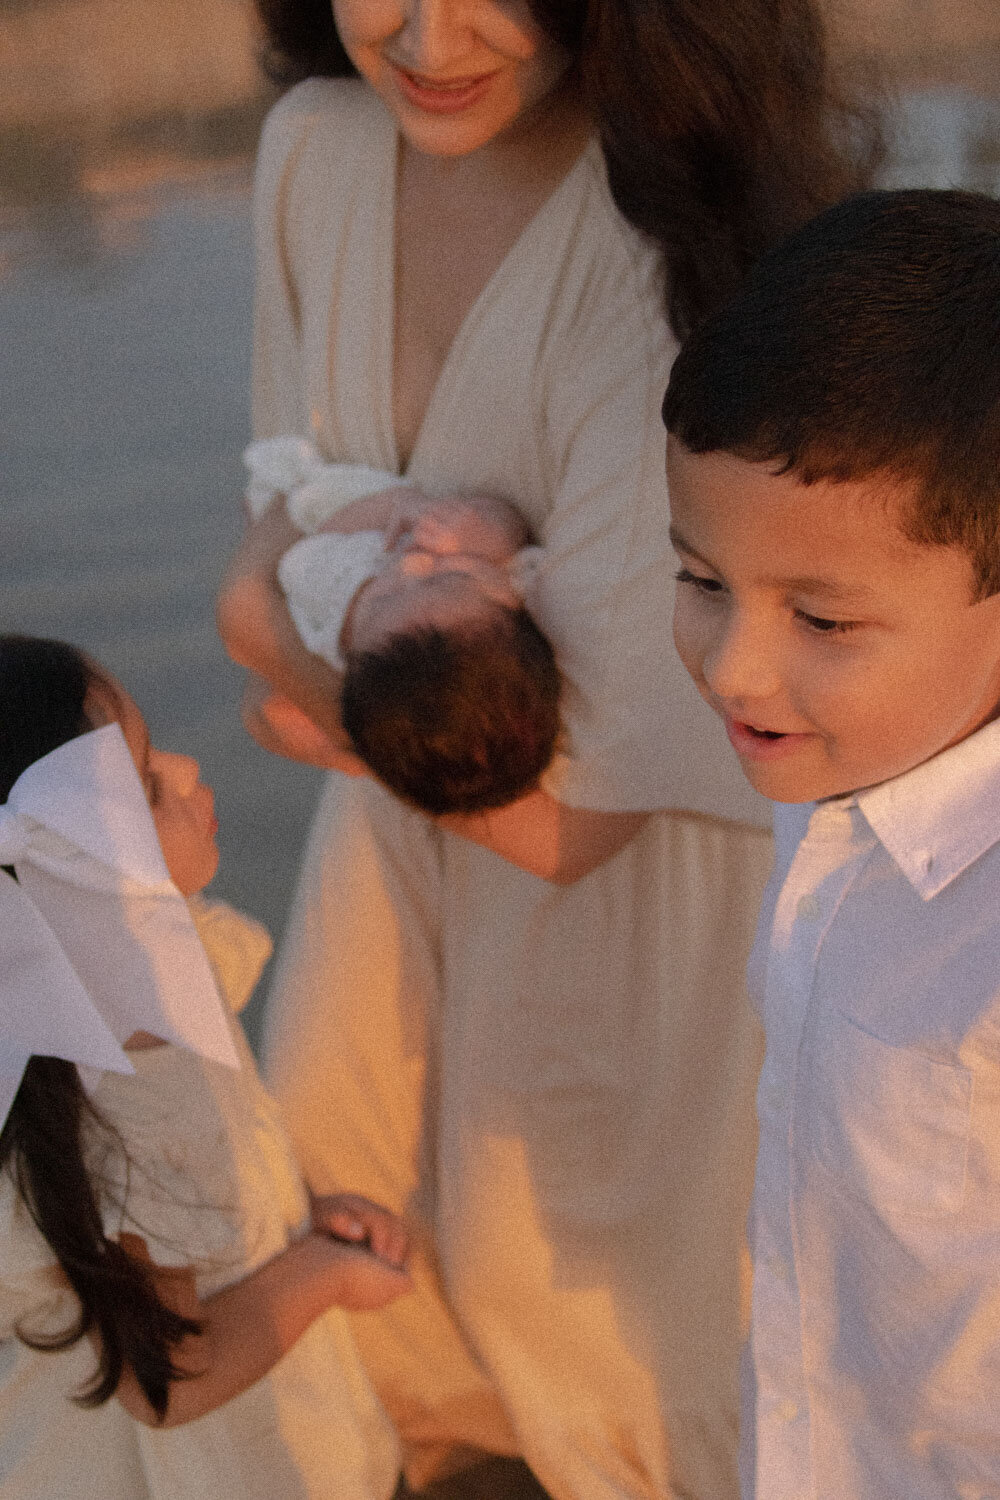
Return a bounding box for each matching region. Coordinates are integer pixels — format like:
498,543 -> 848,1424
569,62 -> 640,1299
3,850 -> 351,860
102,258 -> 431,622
243,438 -> 560,815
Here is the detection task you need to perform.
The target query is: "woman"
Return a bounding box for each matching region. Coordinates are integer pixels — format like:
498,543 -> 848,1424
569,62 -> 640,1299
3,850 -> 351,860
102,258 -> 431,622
220,3 -> 879,1495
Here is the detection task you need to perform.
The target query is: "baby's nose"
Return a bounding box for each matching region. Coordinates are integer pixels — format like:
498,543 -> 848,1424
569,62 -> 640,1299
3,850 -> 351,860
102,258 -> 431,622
400,550 -> 436,577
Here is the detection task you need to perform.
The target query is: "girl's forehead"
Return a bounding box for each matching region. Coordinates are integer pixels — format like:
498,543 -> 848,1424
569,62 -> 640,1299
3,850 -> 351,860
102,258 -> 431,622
83,671 -> 151,772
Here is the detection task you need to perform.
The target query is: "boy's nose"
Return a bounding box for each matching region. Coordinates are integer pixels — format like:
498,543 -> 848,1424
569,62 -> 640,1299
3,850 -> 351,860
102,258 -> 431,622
702,612 -> 782,708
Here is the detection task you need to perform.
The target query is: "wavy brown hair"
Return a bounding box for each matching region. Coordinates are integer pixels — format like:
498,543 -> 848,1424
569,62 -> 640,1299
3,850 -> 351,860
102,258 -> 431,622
0,634 -> 199,1418
253,0 -> 883,339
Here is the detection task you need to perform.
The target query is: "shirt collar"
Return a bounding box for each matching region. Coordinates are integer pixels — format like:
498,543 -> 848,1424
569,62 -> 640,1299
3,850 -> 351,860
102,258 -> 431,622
854,717 -> 1000,900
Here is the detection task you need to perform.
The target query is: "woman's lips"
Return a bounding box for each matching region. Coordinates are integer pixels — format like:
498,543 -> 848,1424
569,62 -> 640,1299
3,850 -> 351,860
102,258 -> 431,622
391,63 -> 498,114
723,716 -> 812,760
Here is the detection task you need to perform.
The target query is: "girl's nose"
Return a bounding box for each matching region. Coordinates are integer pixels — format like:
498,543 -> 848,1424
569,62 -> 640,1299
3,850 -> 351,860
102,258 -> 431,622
161,751 -> 201,796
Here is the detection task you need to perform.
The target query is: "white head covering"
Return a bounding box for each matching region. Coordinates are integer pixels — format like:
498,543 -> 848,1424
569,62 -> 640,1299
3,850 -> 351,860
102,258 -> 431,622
0,723 -> 240,1131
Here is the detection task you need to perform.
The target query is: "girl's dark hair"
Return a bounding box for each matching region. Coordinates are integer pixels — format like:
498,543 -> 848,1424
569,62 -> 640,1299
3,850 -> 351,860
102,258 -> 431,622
253,0 -> 883,340
0,634 -> 199,1418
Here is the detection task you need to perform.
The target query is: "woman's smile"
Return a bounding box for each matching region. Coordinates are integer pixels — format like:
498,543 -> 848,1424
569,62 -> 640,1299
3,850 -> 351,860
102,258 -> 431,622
390,62 -> 501,114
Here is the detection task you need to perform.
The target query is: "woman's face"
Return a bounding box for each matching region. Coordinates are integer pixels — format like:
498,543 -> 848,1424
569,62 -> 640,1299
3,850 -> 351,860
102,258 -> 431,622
333,0 -> 571,157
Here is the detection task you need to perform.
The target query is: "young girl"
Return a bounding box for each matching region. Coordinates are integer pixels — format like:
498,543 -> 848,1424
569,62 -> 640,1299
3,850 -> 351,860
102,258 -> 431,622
0,633 -> 406,1500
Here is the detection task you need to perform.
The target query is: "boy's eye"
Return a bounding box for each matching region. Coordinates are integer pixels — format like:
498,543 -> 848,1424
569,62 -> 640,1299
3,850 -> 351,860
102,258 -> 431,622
675,566 -> 723,595
796,609 -> 858,635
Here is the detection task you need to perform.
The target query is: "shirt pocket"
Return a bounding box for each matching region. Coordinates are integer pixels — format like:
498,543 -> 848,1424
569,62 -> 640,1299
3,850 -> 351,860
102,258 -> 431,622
806,1006 -> 972,1219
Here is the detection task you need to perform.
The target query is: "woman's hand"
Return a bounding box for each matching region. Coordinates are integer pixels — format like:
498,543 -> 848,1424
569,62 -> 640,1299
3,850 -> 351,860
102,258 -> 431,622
217,498 -> 361,758
241,675 -> 367,774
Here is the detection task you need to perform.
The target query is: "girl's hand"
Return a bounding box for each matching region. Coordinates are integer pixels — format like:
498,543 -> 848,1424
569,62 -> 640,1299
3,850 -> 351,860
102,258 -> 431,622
313,1234 -> 413,1311
310,1192 -> 410,1269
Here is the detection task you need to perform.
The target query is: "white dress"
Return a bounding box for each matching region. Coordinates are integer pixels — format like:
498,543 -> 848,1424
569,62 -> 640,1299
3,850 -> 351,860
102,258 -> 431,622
0,899 -> 399,1500
254,79 -> 774,1500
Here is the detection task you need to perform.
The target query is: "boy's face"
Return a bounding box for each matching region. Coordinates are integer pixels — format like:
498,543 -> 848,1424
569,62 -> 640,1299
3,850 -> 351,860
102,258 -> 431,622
668,441 -> 1000,803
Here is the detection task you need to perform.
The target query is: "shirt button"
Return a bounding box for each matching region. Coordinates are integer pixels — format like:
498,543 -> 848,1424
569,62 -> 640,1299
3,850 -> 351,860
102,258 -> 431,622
796,893 -> 821,920
776,1399 -> 800,1423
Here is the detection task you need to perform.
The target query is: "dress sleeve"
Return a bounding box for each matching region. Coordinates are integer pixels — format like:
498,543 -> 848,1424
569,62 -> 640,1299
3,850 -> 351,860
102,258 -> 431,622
251,87 -> 317,440
531,221 -> 768,825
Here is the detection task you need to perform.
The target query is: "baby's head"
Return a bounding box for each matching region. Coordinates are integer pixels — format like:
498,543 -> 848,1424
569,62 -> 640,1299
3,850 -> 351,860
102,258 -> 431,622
339,550 -> 560,814
662,188 -> 1000,803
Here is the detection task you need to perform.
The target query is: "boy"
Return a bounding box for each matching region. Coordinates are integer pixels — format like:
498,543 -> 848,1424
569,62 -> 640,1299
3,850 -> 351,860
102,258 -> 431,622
662,189 -> 1000,1498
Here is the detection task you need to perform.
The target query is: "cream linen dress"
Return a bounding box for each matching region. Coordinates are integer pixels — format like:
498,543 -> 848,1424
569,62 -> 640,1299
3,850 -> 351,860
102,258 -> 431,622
0,899 -> 399,1500
255,80 -> 774,1500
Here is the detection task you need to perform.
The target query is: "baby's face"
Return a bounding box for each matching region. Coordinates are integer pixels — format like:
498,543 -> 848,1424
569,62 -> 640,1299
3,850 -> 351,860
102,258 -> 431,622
347,547 -> 520,650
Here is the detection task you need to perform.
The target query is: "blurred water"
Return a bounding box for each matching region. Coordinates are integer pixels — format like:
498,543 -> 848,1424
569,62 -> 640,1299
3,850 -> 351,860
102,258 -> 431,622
1,86 -> 998,1047
886,88 -> 1000,192
0,160 -> 322,1046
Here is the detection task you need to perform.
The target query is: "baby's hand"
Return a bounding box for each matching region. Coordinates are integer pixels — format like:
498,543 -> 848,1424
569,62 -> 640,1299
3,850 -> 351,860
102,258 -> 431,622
385,492 -> 528,562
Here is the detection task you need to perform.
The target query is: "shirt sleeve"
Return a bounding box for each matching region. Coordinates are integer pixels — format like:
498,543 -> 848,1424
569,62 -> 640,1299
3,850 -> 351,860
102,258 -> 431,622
531,220 -> 768,825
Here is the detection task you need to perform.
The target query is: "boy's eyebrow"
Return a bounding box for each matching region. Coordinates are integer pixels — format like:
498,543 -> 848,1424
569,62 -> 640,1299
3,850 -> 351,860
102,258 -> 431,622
667,525 -> 876,605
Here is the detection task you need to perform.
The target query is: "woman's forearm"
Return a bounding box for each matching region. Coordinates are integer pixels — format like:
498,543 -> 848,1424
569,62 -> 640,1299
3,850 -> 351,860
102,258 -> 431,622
217,507 -> 348,743
439,789 -> 650,884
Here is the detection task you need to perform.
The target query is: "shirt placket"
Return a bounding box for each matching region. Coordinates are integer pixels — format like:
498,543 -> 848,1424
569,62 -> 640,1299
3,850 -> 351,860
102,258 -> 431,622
751,801 -> 868,1499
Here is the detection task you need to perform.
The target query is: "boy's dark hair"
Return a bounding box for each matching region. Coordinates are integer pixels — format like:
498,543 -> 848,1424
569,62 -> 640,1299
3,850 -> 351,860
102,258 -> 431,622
340,605 -> 561,816
0,634 -> 200,1419
663,188 -> 1000,598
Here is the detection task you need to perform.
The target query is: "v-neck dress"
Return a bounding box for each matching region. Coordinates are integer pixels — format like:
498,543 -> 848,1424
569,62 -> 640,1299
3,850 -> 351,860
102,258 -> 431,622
254,79 -> 773,1500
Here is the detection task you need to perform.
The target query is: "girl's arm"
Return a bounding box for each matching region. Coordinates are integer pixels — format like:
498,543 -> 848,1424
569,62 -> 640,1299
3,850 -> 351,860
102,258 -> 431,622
113,1196 -> 409,1429
439,791 -> 650,885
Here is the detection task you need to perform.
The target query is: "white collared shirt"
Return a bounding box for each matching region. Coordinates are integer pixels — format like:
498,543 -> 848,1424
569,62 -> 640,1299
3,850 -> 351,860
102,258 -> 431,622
744,717 -> 1000,1500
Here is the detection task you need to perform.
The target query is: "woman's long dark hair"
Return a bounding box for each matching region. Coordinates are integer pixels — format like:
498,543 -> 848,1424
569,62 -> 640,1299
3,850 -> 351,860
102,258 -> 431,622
0,635 -> 199,1419
253,0 -> 883,340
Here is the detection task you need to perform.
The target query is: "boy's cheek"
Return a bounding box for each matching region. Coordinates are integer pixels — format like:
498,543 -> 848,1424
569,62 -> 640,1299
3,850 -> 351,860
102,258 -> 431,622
672,606 -> 709,695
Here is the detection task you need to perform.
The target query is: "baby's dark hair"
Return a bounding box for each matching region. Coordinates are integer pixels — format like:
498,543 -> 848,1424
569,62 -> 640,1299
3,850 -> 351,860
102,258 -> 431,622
0,633 -> 199,1418
340,604 -> 561,815
663,188 -> 1000,598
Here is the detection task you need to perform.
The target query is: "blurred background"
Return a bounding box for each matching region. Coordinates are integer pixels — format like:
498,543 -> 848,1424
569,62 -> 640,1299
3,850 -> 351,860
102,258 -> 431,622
1,0 -> 999,1045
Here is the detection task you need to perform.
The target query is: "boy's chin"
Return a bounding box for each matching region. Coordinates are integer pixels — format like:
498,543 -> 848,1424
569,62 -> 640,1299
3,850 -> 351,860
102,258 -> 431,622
734,755 -> 855,806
